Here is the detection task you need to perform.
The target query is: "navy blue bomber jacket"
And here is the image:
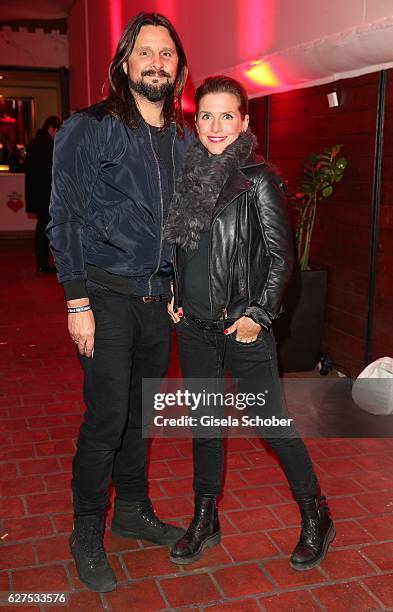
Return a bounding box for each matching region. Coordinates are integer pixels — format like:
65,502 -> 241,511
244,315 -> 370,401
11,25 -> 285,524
47,102 -> 194,299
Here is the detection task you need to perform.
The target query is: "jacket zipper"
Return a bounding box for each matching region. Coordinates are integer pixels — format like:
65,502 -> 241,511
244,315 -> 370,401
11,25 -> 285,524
171,129 -> 176,197
209,188 -> 252,318
147,126 -> 165,296
208,232 -> 214,318
238,244 -> 247,296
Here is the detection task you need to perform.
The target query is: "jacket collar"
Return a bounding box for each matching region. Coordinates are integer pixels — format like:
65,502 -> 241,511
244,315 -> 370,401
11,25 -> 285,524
212,155 -> 265,220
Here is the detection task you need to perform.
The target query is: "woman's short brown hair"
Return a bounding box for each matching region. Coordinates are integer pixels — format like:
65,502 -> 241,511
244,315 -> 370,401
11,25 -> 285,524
194,76 -> 248,118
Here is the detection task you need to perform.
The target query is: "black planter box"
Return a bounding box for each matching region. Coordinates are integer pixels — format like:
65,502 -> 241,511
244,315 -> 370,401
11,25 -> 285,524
273,269 -> 328,372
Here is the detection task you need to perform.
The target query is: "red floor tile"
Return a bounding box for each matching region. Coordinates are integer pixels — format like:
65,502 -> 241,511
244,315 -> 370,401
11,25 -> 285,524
207,599 -> 260,611
312,581 -> 383,611
331,520 -> 375,547
226,506 -> 282,532
260,590 -> 320,611
52,513 -> 73,534
35,440 -> 75,456
0,461 -> 18,479
147,459 -> 172,479
0,444 -> 35,461
44,472 -> 71,491
18,457 -> 61,475
152,495 -> 194,519
178,542 -> 232,569
27,415 -> 64,428
25,490 -> 72,515
3,515 -> 54,541
222,532 -> 279,562
11,429 -> 50,445
12,564 -> 71,591
0,572 -> 10,590
361,541 -> 393,571
0,496 -> 26,519
321,476 -> 366,496
2,475 -> 45,497
35,534 -> 72,563
213,563 -> 273,597
362,573 -> 393,608
1,418 -> 27,431
159,475 -> 191,496
60,590 -> 103,611
268,526 -> 300,555
320,549 -> 376,580
104,580 -> 165,611
352,468 -> 393,492
232,485 -> 284,507
239,466 -> 287,487
357,515 -> 393,540
0,542 -> 36,569
160,573 -> 221,607
122,547 -> 177,579
263,558 -> 326,588
328,495 -> 367,519
355,490 -> 393,514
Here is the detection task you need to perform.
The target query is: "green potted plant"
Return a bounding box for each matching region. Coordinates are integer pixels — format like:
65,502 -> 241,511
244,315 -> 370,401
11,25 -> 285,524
274,146 -> 348,372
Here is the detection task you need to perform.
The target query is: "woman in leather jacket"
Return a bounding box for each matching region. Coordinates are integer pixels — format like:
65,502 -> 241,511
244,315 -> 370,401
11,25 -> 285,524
164,76 -> 335,570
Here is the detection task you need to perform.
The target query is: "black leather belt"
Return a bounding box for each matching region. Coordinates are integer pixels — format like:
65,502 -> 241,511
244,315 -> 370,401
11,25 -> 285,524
141,296 -> 162,303
187,314 -> 223,331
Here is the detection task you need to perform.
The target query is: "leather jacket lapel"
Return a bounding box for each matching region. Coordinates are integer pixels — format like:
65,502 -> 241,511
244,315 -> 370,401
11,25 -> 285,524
212,170 -> 254,221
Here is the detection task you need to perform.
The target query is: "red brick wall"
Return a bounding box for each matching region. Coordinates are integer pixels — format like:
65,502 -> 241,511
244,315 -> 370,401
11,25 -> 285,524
249,72 -> 391,375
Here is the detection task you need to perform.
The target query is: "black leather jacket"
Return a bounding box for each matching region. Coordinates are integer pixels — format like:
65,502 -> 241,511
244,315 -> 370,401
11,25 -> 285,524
173,158 -> 294,331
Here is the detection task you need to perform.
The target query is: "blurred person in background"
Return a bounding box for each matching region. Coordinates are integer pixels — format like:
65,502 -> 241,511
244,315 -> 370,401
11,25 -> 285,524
25,115 -> 61,272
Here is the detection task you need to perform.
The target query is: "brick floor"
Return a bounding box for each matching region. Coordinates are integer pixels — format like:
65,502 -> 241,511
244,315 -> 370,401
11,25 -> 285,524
1,239 -> 393,611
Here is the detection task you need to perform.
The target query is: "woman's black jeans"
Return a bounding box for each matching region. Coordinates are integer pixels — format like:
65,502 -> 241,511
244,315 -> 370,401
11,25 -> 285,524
175,315 -> 318,501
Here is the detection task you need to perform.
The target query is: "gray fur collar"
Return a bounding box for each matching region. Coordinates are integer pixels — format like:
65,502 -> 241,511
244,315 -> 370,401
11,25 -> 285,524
164,130 -> 258,250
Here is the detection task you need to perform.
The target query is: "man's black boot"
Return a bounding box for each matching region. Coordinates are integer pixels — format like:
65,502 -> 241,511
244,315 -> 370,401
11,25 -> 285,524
290,495 -> 335,571
69,514 -> 117,592
111,498 -> 185,546
170,495 -> 220,564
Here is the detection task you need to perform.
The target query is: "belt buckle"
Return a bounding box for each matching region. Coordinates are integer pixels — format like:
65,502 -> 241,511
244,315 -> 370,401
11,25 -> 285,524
142,296 -> 160,303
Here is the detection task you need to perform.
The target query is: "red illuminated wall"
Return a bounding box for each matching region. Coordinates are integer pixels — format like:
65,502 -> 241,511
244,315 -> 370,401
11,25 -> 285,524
250,71 -> 392,375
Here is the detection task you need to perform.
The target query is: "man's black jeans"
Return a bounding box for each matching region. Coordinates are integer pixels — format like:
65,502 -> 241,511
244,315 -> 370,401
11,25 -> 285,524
72,282 -> 171,516
175,315 -> 318,500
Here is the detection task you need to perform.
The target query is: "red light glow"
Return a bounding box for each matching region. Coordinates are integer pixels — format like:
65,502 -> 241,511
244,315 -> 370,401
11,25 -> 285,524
237,0 -> 274,59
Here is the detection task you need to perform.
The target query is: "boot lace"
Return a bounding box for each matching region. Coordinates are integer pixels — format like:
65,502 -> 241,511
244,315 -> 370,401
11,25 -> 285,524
77,518 -> 106,564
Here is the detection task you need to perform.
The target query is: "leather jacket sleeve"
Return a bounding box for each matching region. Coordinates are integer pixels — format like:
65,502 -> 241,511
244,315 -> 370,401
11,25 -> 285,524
244,170 -> 294,330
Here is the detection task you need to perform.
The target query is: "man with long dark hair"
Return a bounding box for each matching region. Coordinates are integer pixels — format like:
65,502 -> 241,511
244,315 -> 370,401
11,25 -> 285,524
48,13 -> 193,592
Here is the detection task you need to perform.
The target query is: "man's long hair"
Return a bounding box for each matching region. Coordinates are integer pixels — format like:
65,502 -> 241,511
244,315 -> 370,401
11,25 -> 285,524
105,13 -> 188,137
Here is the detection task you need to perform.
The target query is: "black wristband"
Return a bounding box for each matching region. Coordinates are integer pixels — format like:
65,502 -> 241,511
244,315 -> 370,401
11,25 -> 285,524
67,305 -> 91,314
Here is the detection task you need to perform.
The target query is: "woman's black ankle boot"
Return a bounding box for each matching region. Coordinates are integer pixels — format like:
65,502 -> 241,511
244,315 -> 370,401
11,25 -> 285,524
170,494 -> 221,564
290,495 -> 335,570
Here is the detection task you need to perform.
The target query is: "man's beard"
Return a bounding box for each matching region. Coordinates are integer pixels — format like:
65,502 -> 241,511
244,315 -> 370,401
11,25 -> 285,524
128,69 -> 175,102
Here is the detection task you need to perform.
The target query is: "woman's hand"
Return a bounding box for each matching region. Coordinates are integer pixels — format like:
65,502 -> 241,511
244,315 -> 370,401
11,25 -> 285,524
167,297 -> 183,323
224,316 -> 261,343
